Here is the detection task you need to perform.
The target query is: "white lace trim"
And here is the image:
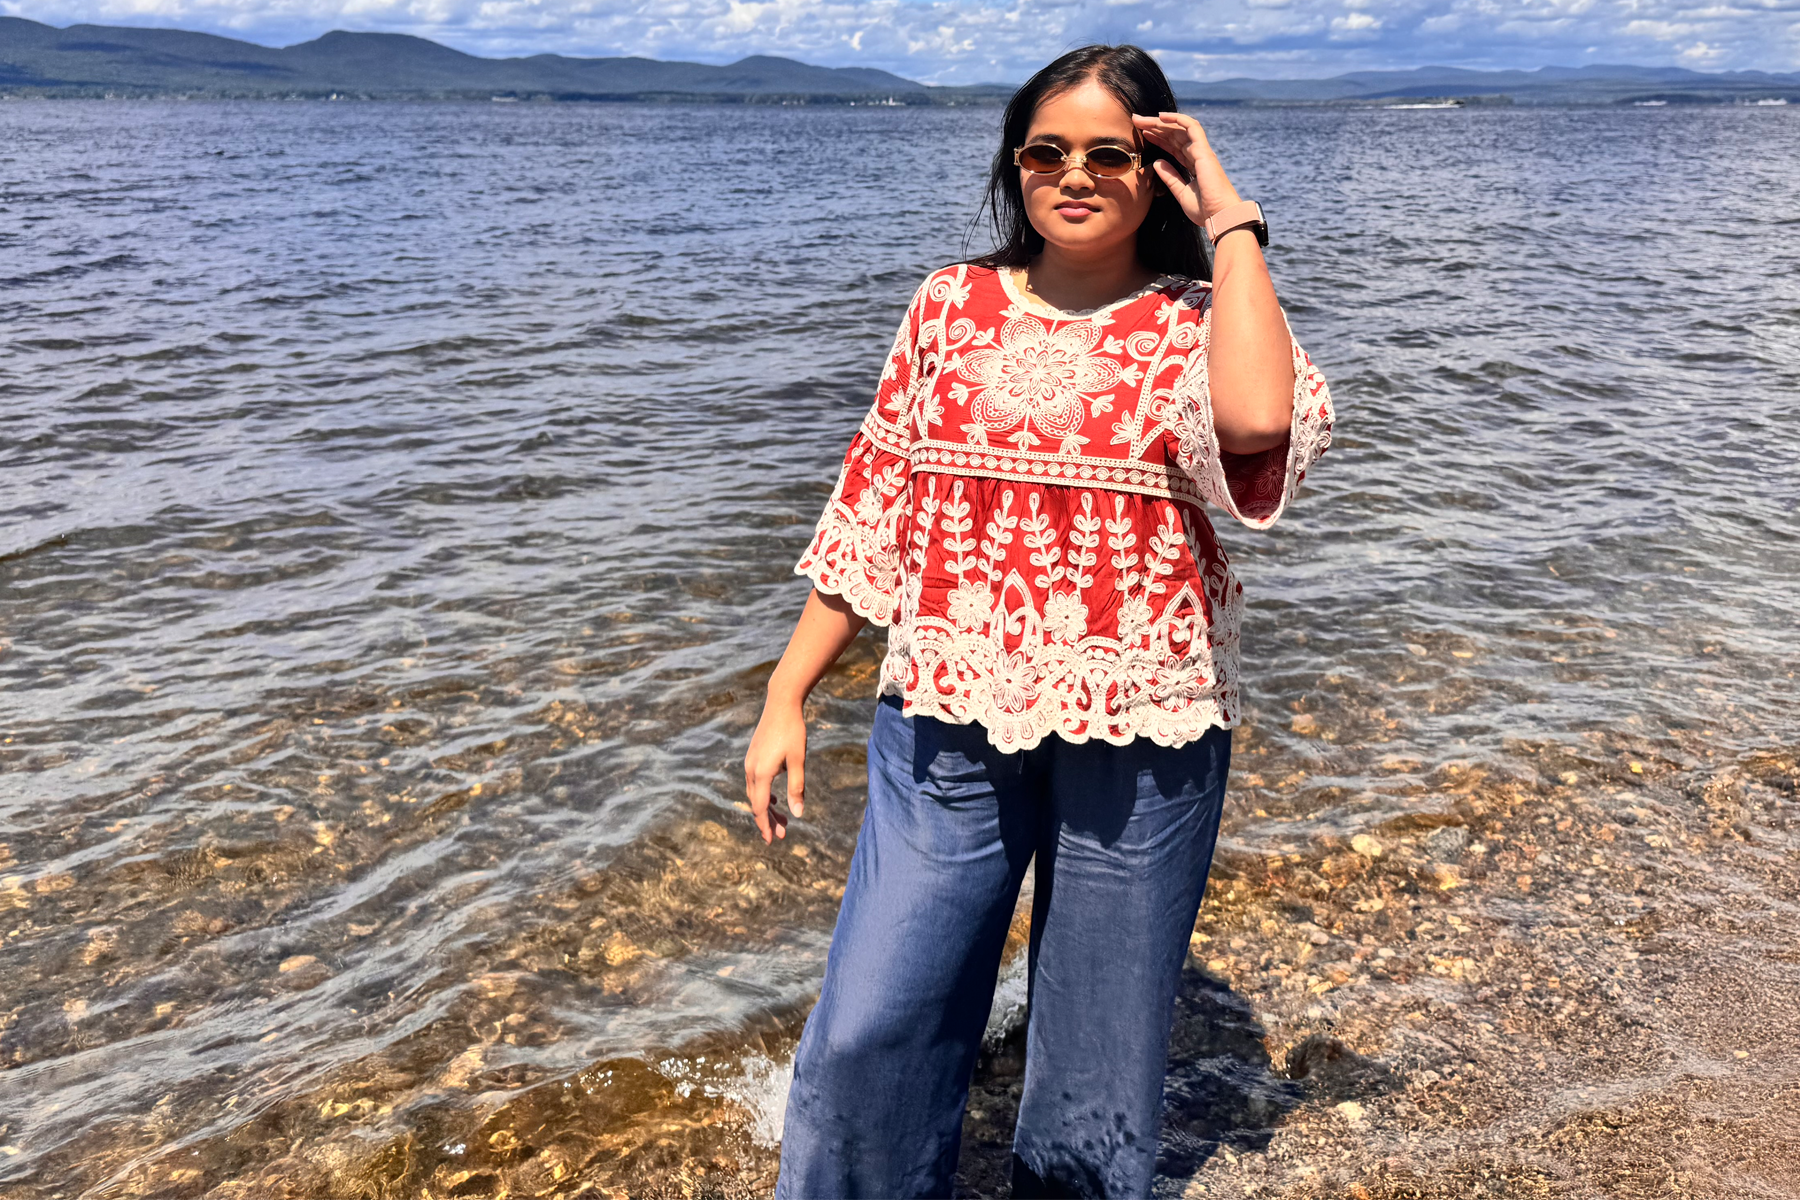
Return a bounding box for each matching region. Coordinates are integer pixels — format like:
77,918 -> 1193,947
879,560 -> 1244,752
1169,301 -> 1334,529
795,458 -> 908,628
803,475 -> 1244,752
999,267 -> 1178,321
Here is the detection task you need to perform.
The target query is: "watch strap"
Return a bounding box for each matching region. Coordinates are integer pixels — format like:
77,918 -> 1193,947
1203,199 -> 1267,247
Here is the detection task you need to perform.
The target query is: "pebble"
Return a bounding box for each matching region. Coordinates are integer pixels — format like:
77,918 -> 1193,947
1424,825 -> 1469,859
1350,834 -> 1384,858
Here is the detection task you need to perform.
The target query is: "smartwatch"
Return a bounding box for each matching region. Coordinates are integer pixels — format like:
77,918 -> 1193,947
1203,200 -> 1268,248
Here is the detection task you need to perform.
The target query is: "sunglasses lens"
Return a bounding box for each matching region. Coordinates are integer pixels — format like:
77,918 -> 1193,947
1085,147 -> 1136,177
1018,144 -> 1066,174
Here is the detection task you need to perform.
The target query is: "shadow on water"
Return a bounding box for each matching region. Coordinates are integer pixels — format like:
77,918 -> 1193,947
1156,968 -> 1304,1177
953,963 -> 1399,1196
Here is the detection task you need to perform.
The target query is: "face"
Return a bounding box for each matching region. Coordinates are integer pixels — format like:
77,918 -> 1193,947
1018,80 -> 1156,259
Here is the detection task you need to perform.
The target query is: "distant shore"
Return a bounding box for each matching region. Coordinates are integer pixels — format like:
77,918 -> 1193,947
7,90 -> 1800,107
4,17 -> 1797,107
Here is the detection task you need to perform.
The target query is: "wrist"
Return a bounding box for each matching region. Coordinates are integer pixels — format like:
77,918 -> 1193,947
1199,189 -> 1243,224
1203,199 -> 1268,253
1212,225 -> 1265,254
764,671 -> 811,710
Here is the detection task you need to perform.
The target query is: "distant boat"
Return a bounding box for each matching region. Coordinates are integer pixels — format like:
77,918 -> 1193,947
1384,100 -> 1464,110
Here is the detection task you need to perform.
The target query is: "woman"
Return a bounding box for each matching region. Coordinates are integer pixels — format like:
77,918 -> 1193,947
745,43 -> 1334,1198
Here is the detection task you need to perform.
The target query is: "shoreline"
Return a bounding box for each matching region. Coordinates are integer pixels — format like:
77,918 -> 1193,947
26,712 -> 1790,1198
958,730 -> 1800,1198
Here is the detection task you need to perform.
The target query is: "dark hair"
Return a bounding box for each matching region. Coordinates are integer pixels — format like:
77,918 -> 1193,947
967,44 -> 1208,281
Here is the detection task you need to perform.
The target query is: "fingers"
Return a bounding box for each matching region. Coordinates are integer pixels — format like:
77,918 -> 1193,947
1134,115 -> 1206,179
1153,155 -> 1194,182
786,758 -> 805,820
745,754 -> 801,844
1133,111 -> 1205,137
1154,110 -> 1207,134
1135,112 -> 1211,159
1154,157 -> 1194,195
1152,154 -> 1191,187
745,757 -> 775,844
1153,159 -> 1204,224
1133,118 -> 1187,147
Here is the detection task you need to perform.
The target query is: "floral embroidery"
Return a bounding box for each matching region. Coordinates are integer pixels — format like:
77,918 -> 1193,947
1042,591 -> 1087,644
957,315 -> 1124,454
947,579 -> 994,632
796,265 -> 1334,751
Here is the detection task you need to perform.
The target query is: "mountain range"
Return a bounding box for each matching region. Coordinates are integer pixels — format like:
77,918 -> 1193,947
3,17 -> 1797,105
0,18 -> 937,100
1174,63 -> 1800,106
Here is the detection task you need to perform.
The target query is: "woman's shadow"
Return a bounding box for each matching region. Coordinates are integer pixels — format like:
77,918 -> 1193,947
953,960 -> 1394,1196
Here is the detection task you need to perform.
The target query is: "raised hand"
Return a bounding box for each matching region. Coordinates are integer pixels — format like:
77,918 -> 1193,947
1132,111 -> 1244,227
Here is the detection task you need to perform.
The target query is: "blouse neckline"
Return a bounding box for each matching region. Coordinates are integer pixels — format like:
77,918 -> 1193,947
999,266 -> 1175,321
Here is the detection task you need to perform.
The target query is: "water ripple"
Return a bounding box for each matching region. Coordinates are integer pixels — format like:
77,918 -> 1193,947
0,99 -> 1797,1196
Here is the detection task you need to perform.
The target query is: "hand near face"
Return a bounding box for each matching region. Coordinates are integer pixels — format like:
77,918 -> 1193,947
1133,112 -> 1243,227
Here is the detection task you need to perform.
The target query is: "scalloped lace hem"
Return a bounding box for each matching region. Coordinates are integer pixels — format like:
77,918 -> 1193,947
794,559 -> 896,628
877,678 -> 1236,751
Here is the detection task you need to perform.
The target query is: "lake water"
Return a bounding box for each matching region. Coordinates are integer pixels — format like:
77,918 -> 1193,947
1,99 -> 1797,1198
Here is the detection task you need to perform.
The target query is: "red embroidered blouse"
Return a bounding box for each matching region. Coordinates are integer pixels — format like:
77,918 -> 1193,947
797,263 -> 1333,750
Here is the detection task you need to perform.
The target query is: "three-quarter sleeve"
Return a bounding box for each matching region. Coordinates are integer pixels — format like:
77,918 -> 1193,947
1170,298 -> 1334,530
793,282 -> 928,626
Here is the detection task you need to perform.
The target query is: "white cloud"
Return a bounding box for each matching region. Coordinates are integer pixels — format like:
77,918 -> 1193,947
3,0 -> 1796,81
1330,10 -> 1382,35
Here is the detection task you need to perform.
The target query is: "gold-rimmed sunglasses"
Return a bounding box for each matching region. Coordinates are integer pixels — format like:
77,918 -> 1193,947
1013,142 -> 1143,178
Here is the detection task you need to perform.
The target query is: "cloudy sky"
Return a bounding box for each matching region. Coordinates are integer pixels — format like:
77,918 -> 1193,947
6,0 -> 1798,84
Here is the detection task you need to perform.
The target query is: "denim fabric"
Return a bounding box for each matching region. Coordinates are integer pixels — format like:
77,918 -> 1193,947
776,695 -> 1232,1199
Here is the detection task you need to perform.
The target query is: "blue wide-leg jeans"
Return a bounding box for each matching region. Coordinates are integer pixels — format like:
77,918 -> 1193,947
776,695 -> 1232,1199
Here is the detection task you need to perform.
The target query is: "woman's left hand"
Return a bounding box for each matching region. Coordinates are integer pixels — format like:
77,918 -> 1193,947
1132,112 -> 1243,227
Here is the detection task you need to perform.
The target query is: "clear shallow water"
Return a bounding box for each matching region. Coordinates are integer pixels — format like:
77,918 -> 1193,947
1,99 -> 1796,1196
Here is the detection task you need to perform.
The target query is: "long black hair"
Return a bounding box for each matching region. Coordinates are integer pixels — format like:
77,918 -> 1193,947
967,44 -> 1208,281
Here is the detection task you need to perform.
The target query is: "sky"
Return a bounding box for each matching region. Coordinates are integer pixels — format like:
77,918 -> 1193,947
4,0 -> 1799,84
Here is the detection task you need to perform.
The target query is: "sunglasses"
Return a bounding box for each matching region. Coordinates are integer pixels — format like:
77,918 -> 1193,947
1013,142 -> 1143,179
